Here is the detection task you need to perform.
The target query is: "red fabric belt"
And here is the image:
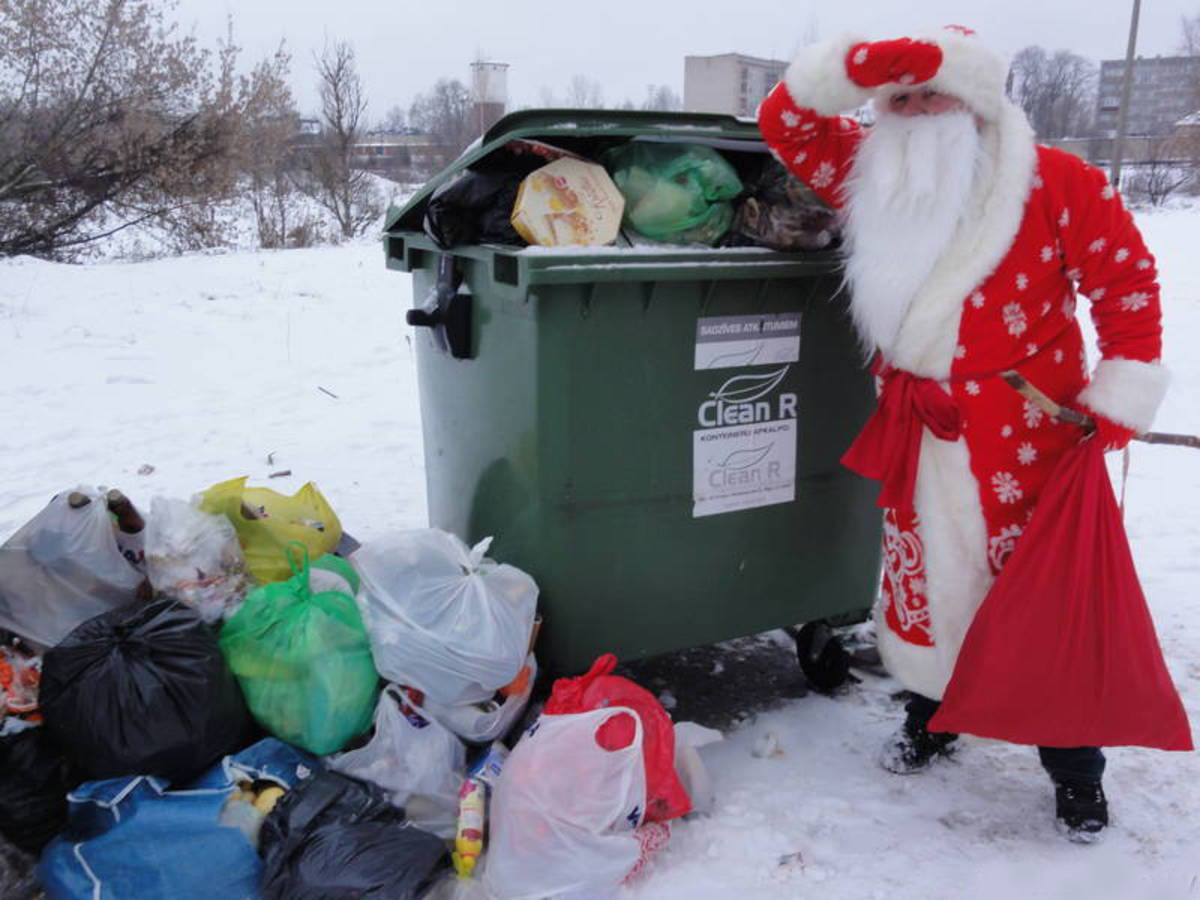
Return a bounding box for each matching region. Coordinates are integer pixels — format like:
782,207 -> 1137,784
840,367 -> 962,514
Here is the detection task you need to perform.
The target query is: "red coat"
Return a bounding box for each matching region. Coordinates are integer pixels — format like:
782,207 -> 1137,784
758,44 -> 1167,700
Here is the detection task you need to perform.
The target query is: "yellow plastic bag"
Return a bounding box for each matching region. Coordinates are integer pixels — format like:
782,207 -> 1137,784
199,477 -> 341,584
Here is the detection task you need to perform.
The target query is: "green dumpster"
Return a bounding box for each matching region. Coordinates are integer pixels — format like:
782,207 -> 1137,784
383,109 -> 881,676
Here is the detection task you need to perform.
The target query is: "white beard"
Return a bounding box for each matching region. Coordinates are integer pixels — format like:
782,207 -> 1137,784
841,111 -> 984,357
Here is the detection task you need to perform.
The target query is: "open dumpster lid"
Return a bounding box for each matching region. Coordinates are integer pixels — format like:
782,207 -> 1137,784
383,107 -> 771,235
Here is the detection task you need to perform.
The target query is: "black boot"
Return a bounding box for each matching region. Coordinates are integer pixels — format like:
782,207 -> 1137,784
879,718 -> 958,774
1053,779 -> 1108,843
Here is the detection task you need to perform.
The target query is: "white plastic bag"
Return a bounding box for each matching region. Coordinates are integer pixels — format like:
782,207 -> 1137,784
144,497 -> 251,623
484,707 -> 647,900
672,721 -> 723,815
0,488 -> 144,649
352,530 -> 538,706
329,683 -> 466,838
422,653 -> 538,744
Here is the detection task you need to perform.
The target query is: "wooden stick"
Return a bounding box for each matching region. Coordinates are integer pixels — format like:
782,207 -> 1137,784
1138,431 -> 1200,449
999,370 -> 1094,430
1001,370 -> 1200,449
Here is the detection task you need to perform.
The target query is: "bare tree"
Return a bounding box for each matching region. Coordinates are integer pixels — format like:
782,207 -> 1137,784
537,76 -> 606,110
0,0 -> 235,259
409,78 -> 474,170
230,41 -> 319,248
1125,135 -> 1196,205
297,40 -> 381,239
641,84 -> 682,111
1182,11 -> 1200,54
564,75 -> 605,109
377,104 -> 407,133
1009,46 -> 1097,139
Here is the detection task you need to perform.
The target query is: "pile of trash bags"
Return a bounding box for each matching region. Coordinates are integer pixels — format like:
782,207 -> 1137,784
0,478 -> 718,898
424,135 -> 839,252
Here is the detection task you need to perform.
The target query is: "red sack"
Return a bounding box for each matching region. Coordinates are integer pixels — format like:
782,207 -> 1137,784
930,441 -> 1192,750
544,654 -> 692,822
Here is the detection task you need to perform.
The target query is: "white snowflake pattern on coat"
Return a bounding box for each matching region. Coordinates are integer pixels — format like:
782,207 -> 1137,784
991,471 -> 1024,504
1017,442 -> 1038,465
1121,292 -> 1152,312
809,161 -> 836,188
1022,401 -> 1045,428
1002,302 -> 1028,336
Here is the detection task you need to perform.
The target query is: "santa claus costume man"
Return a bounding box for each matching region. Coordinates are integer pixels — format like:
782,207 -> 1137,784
758,28 -> 1168,841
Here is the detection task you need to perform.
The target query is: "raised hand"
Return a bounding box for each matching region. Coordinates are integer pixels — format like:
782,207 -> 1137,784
845,39 -> 943,88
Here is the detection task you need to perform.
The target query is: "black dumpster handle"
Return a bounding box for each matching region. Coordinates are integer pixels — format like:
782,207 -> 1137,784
406,307 -> 440,327
406,253 -> 472,359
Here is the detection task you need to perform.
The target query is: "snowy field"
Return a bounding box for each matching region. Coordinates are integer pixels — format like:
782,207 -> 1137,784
1,205 -> 1198,899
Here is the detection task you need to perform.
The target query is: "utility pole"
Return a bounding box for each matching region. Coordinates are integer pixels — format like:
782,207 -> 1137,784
1110,0 -> 1142,189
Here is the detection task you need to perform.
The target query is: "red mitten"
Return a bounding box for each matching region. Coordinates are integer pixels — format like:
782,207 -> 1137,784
1079,405 -> 1138,452
845,39 -> 943,88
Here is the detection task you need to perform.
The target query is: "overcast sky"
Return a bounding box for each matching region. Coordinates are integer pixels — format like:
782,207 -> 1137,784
171,0 -> 1197,119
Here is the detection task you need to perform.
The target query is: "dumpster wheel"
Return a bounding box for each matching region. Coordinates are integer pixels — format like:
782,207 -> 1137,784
790,621 -> 856,694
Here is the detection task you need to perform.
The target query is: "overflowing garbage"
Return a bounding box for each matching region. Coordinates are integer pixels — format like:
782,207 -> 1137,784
0,479 -> 719,898
421,134 -> 839,251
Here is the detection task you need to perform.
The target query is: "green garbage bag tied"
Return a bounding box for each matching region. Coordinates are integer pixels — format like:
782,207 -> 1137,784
603,142 -> 743,245
219,544 -> 378,755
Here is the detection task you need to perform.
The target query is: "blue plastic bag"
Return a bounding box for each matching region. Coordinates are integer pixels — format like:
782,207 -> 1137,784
38,739 -> 317,900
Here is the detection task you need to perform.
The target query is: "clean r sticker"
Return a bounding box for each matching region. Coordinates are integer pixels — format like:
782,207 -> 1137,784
692,366 -> 798,517
694,313 -> 801,369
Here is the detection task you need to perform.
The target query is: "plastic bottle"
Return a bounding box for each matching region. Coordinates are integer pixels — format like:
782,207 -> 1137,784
105,489 -> 144,534
105,489 -> 146,572
451,777 -> 486,879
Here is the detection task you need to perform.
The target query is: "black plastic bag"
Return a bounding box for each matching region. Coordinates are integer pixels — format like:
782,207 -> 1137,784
424,171 -> 526,249
0,834 -> 40,900
40,597 -> 253,783
727,158 -> 841,251
260,771 -> 448,900
0,728 -> 74,854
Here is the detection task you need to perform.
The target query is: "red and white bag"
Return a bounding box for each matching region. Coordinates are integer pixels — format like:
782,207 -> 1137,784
484,707 -> 647,900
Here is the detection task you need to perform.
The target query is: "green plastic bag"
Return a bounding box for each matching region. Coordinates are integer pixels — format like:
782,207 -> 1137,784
219,544 -> 378,755
199,477 -> 342,585
603,142 -> 743,245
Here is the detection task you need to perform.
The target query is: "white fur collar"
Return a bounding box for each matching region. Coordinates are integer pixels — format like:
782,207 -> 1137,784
847,103 -> 1037,378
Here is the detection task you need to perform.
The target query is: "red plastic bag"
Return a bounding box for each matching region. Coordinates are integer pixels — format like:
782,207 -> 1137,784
930,441 -> 1193,750
544,654 -> 692,822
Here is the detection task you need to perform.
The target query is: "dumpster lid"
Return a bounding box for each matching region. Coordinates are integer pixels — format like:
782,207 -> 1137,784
383,107 -> 770,235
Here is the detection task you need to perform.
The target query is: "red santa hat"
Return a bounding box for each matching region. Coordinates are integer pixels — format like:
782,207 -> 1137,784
875,26 -> 1010,122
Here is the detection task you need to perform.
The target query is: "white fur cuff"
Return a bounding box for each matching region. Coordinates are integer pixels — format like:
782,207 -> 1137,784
784,35 -> 872,116
1076,358 -> 1171,433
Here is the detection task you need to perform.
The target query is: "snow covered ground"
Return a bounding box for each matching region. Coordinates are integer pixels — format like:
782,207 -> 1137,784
1,205 -> 1198,899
